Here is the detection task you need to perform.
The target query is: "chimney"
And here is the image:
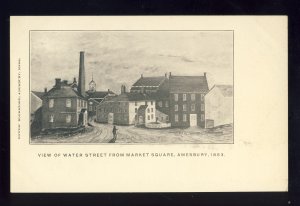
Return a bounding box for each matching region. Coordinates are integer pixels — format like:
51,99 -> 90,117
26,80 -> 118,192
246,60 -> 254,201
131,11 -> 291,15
165,73 -> 168,79
141,74 -> 143,79
78,51 -> 85,96
55,78 -> 61,88
204,72 -> 206,77
169,72 -> 172,78
73,77 -> 77,83
121,85 -> 126,94
108,89 -> 110,92
44,87 -> 47,93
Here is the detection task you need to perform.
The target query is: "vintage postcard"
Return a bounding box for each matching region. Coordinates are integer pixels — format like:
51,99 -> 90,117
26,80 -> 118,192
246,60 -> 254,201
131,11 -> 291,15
10,16 -> 287,192
29,30 -> 233,144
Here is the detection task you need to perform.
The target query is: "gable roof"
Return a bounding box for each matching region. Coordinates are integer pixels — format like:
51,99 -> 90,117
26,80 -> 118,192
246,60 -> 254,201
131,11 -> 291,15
214,85 -> 233,97
46,86 -> 83,98
169,75 -> 209,93
138,105 -> 148,112
31,91 -> 45,99
106,92 -> 154,102
86,90 -> 116,99
89,98 -> 101,105
131,76 -> 166,88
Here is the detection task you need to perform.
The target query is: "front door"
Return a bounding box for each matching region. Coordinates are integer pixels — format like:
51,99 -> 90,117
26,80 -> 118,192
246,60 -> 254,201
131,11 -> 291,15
139,115 -> 144,124
190,114 -> 197,127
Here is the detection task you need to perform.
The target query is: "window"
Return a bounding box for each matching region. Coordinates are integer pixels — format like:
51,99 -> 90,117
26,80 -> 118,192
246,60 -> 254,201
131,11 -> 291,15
183,104 -> 187,111
165,101 -> 169,107
183,94 -> 187,101
145,101 -> 148,105
66,114 -> 71,123
201,104 -> 204,111
175,114 -> 178,122
158,101 -> 162,107
135,101 -> 137,106
89,106 -> 93,111
147,108 -> 150,113
49,99 -> 54,108
49,114 -> 54,122
151,108 -> 154,112
135,108 -> 138,113
201,114 -> 205,121
174,94 -> 178,101
151,101 -> 153,105
77,100 -> 80,107
174,104 -> 178,111
191,94 -> 196,101
151,114 -> 154,119
148,115 -> 150,120
166,115 -> 169,121
201,94 -> 205,101
183,114 -> 187,122
191,104 -> 195,111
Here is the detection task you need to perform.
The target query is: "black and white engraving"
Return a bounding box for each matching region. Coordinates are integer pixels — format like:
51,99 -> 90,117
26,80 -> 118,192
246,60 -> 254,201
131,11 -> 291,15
30,31 -> 233,144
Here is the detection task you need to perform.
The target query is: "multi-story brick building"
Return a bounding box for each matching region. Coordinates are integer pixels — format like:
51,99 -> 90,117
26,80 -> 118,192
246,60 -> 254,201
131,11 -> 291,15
41,78 -> 88,130
41,51 -> 88,131
130,72 -> 209,128
130,74 -> 170,123
86,75 -> 117,120
96,85 -> 156,125
168,74 -> 208,128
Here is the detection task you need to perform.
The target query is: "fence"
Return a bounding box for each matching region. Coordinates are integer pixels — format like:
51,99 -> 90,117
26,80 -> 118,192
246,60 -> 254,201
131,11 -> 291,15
145,122 -> 171,129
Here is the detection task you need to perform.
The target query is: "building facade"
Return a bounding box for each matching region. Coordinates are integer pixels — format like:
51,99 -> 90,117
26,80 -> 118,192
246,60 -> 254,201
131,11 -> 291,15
86,76 -> 116,120
96,86 -> 156,125
130,73 -> 209,128
205,85 -> 233,128
41,79 -> 88,130
41,51 -> 88,131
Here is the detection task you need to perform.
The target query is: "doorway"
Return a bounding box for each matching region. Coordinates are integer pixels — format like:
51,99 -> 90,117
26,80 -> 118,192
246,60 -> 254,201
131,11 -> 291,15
190,114 -> 197,127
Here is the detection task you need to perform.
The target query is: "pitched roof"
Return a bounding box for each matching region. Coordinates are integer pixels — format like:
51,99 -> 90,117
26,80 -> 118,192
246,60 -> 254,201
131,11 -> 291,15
169,76 -> 209,93
146,91 -> 169,100
31,91 -> 45,99
46,86 -> 83,98
138,105 -> 148,112
86,91 -> 115,99
156,107 -> 168,115
131,76 -> 166,87
89,98 -> 101,104
214,85 -> 233,97
106,92 -> 154,102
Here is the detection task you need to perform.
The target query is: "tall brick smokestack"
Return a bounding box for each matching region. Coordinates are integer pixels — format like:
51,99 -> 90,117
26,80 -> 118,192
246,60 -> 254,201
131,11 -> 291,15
78,51 -> 85,96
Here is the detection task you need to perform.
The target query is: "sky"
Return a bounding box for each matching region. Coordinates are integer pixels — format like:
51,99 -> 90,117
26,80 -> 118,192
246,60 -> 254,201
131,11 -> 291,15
30,31 -> 233,93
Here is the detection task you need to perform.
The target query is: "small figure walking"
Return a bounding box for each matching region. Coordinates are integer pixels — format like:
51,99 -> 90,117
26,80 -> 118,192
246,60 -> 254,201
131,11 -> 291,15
109,126 -> 118,143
